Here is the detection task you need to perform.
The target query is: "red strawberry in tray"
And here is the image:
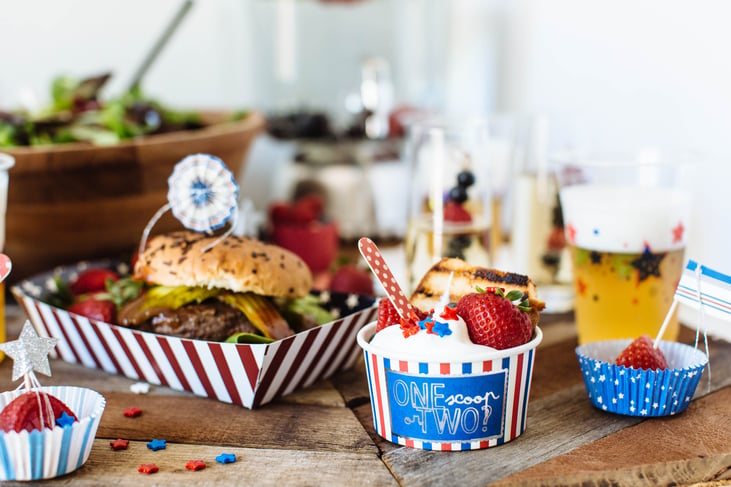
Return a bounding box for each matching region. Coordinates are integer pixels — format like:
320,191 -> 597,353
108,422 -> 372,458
456,287 -> 533,350
70,268 -> 119,296
68,296 -> 117,322
615,335 -> 668,370
0,391 -> 78,433
330,265 -> 374,296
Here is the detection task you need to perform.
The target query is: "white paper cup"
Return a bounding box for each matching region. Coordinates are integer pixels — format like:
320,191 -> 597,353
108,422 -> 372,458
576,339 -> 708,416
357,323 -> 542,451
0,386 -> 106,480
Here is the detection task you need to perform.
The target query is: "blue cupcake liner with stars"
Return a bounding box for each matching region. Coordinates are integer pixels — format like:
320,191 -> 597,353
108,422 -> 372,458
576,340 -> 708,417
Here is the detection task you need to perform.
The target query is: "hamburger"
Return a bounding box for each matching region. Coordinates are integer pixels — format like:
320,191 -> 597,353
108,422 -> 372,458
118,230 -> 333,342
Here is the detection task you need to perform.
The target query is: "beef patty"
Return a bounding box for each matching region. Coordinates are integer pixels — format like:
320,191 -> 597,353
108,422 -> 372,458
147,300 -> 257,341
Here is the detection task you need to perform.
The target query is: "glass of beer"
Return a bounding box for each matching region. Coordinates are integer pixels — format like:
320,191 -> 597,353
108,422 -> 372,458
556,149 -> 693,344
0,153 -> 14,361
404,116 -> 491,293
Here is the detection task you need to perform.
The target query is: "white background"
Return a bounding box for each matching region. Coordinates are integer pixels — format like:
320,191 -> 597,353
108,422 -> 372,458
1,0 -> 729,273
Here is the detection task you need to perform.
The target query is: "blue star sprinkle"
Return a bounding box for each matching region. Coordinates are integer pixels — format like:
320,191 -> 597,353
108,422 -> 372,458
55,411 -> 76,428
147,438 -> 167,451
216,453 -> 236,464
417,317 -> 452,337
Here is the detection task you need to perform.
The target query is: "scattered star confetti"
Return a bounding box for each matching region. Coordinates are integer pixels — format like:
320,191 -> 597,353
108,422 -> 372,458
0,320 -> 58,381
216,453 -> 236,464
130,382 -> 150,394
55,411 -> 76,428
147,439 -> 167,451
110,439 -> 130,451
138,463 -> 159,474
124,407 -> 143,418
186,460 -> 206,471
631,246 -> 665,283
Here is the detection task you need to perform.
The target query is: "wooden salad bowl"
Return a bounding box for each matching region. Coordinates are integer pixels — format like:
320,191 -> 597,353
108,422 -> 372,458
3,111 -> 265,281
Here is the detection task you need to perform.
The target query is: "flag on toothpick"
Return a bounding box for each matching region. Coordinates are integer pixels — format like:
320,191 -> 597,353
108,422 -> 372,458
674,260 -> 731,342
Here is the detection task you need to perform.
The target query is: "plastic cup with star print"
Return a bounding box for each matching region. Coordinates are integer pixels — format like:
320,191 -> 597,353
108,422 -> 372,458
555,149 -> 694,344
404,117 -> 492,294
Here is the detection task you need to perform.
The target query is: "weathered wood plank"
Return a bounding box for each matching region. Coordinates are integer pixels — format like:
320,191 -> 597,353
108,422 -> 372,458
96,392 -> 378,455
497,379 -> 731,485
495,452 -> 731,487
380,336 -> 731,487
381,384 -> 642,487
0,439 -> 399,486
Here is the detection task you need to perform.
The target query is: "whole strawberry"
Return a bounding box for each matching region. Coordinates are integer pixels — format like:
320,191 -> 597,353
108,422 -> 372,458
0,391 -> 78,432
68,296 -> 117,322
456,287 -> 533,350
70,268 -> 119,296
615,335 -> 668,370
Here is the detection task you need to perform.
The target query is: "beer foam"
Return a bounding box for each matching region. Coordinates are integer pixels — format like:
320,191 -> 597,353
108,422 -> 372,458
559,184 -> 691,253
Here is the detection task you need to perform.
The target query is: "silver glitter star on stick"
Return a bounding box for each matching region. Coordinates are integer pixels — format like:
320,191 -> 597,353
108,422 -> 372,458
0,320 -> 58,382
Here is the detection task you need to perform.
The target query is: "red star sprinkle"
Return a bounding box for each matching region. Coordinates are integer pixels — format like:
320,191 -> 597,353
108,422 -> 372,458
123,407 -> 143,418
576,277 -> 587,297
672,221 -> 684,244
185,460 -> 206,471
110,438 -> 130,451
138,463 -> 159,474
566,224 -> 577,244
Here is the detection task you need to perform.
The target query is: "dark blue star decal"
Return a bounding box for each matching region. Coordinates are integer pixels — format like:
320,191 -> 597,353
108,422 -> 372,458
631,246 -> 665,283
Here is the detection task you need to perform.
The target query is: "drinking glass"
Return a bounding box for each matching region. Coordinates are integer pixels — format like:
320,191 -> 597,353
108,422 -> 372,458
0,153 -> 14,361
404,117 -> 491,292
556,149 -> 693,344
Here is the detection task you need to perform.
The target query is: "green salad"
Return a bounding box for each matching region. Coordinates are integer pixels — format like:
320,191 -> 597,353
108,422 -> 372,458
0,73 -> 242,147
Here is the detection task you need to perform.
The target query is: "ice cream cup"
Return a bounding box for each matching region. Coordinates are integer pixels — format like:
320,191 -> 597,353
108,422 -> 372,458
0,386 -> 106,481
357,323 -> 542,451
576,340 -> 708,417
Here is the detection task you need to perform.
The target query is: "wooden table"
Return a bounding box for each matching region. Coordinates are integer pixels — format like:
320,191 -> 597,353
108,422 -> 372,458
1,304 -> 729,486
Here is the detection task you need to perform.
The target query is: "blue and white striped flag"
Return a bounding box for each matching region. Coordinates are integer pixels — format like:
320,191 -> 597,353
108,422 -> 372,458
675,260 -> 731,342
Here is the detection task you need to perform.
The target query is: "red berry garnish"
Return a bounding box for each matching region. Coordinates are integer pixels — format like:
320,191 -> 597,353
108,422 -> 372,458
615,335 -> 668,370
68,297 -> 117,323
456,288 -> 532,350
443,200 -> 472,223
70,268 -> 119,296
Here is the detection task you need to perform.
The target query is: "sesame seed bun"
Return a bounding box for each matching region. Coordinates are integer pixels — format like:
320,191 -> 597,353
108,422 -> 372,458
133,230 -> 313,299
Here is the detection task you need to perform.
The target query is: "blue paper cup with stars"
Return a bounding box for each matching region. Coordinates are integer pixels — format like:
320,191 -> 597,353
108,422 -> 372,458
576,340 -> 708,417
0,386 -> 106,480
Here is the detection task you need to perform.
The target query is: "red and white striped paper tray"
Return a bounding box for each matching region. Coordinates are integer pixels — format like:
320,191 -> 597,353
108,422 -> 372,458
11,260 -> 377,409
